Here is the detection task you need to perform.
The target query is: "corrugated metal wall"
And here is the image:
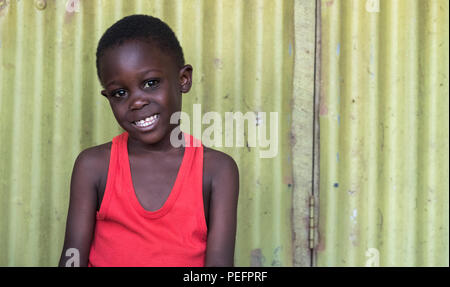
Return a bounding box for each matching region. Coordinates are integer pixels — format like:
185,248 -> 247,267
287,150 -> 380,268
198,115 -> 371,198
0,0 -> 295,266
317,0 -> 449,266
1,0 -> 448,267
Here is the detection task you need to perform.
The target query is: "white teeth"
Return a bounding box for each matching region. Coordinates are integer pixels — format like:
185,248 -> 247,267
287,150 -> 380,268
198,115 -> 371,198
134,114 -> 159,127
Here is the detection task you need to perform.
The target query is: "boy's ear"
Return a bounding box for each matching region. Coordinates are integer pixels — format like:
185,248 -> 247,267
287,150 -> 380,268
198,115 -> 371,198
179,64 -> 193,93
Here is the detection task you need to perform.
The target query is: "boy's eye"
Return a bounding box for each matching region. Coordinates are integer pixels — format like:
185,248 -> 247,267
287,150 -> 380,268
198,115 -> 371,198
112,89 -> 127,98
143,79 -> 160,89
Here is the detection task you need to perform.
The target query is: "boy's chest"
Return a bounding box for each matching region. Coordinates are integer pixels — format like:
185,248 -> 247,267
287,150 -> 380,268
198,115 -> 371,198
130,154 -> 181,211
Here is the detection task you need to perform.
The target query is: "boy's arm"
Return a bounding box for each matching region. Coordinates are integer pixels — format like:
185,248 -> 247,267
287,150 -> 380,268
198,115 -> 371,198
204,152 -> 239,267
58,149 -> 100,267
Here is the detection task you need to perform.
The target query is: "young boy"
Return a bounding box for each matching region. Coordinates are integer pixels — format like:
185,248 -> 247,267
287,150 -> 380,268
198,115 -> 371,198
58,15 -> 239,267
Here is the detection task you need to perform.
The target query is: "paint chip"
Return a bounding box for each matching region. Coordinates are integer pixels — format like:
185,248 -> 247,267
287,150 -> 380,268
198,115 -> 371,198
66,0 -> 80,13
0,0 -> 9,15
271,246 -> 282,267
366,0 -> 380,13
213,58 -> 223,70
350,209 -> 357,224
255,113 -> 263,126
250,249 -> 265,267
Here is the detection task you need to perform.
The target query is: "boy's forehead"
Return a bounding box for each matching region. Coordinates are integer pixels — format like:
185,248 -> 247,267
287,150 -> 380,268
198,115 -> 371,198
99,39 -> 179,80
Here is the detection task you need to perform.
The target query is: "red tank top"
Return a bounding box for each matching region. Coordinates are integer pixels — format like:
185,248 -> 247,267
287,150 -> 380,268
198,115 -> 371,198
88,132 -> 207,267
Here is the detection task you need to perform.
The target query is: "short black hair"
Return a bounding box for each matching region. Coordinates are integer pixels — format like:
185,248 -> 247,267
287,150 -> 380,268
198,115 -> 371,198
96,14 -> 185,80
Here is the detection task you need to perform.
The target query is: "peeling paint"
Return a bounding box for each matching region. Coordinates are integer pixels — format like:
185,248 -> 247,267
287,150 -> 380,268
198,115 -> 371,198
348,189 -> 356,196
350,209 -> 357,225
213,58 -> 223,70
377,209 -> 383,232
319,96 -> 328,116
65,0 -> 80,13
0,0 -> 9,16
316,230 -> 325,252
349,231 -> 358,246
250,248 -> 265,267
271,246 -> 282,266
365,0 -> 380,13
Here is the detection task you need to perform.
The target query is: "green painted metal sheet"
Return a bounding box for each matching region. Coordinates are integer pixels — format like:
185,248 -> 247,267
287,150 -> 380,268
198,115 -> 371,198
317,0 -> 449,266
0,0 -> 295,266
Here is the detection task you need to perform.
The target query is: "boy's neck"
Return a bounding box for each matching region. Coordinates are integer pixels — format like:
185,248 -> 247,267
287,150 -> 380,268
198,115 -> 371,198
127,125 -> 184,154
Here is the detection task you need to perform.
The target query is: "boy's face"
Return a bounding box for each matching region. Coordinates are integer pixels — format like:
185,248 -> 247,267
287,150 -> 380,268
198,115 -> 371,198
98,39 -> 192,146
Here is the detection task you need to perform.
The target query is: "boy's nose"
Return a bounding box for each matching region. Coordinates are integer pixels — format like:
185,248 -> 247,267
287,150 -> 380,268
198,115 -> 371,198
129,92 -> 149,110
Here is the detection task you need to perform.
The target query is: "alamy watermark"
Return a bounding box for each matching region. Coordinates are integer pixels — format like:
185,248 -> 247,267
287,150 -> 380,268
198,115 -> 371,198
365,248 -> 380,267
170,104 -> 279,159
65,248 -> 80,267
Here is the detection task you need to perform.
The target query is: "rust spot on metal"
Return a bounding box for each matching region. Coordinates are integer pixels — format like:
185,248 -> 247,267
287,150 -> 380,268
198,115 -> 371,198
66,0 -> 80,13
2,62 -> 14,70
377,208 -> 383,232
283,175 -> 293,186
213,58 -> 223,70
0,0 -> 9,16
271,246 -> 282,266
319,95 -> 328,116
316,230 -> 325,252
64,0 -> 80,24
250,248 -> 265,267
350,228 -> 359,247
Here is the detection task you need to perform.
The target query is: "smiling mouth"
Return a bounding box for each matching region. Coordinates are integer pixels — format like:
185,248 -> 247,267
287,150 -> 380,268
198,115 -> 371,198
132,113 -> 160,130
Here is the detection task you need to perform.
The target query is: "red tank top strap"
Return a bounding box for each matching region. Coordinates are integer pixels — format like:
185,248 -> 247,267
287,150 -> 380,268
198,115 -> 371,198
96,132 -> 127,220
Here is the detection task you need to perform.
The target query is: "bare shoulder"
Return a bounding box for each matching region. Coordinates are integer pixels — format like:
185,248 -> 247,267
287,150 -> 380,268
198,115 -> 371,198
72,142 -> 112,188
75,142 -> 111,167
203,147 -> 239,186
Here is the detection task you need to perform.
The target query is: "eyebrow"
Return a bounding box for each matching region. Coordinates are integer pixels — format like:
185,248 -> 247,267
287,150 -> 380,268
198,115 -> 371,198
104,69 -> 163,88
104,80 -> 118,88
137,68 -> 163,76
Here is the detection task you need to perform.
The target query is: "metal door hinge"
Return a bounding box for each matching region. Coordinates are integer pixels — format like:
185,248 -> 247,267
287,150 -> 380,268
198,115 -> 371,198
309,195 -> 315,250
